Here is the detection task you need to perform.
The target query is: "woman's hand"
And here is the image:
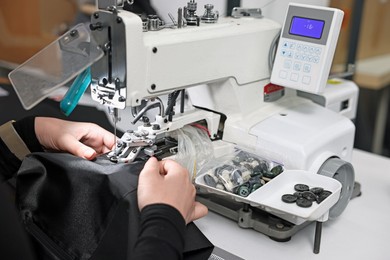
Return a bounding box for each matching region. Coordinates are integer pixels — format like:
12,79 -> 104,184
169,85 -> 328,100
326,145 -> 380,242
35,117 -> 116,160
137,157 -> 208,224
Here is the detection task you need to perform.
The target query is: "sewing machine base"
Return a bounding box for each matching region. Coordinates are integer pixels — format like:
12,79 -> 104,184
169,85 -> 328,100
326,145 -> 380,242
196,193 -> 310,242
197,180 -> 361,250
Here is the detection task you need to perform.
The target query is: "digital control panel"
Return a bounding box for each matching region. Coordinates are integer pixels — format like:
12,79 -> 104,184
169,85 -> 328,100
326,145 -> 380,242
270,3 -> 344,94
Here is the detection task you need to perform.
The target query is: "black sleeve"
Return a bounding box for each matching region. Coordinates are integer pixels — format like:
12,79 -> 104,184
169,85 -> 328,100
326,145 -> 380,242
133,204 -> 186,260
1,117 -> 43,182
0,138 -> 22,182
13,116 -> 44,153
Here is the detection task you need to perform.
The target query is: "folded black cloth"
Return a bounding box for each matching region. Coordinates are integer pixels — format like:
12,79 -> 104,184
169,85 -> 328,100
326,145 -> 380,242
16,153 -> 213,260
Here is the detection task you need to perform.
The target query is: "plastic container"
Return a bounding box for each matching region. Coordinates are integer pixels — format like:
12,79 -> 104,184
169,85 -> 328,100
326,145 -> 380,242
195,150 -> 341,225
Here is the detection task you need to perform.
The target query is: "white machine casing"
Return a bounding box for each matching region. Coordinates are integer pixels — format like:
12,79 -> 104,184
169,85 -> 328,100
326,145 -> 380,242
271,3 -> 344,94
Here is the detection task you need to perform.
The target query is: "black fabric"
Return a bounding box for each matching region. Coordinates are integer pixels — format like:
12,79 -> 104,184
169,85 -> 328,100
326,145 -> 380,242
16,153 -> 213,260
0,138 -> 22,182
13,116 -> 44,153
0,183 -> 36,260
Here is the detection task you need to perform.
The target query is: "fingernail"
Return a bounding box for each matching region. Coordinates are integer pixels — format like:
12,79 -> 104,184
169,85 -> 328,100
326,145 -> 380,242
84,149 -> 96,159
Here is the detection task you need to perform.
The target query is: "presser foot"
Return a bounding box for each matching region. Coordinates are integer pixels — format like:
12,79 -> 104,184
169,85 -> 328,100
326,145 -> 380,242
107,136 -> 178,163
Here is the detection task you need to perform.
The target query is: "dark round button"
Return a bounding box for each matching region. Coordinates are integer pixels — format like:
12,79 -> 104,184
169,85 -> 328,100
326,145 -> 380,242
237,185 -> 250,197
317,190 -> 332,203
294,183 -> 309,192
296,197 -> 313,208
281,194 -> 298,203
270,165 -> 284,175
293,191 -> 303,198
310,187 -> 324,195
302,191 -> 317,201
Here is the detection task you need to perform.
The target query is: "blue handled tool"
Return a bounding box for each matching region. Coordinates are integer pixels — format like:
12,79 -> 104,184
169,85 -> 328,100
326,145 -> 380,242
60,67 -> 91,116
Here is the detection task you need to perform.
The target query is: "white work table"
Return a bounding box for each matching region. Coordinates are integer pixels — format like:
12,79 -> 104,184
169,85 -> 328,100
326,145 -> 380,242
196,149 -> 390,260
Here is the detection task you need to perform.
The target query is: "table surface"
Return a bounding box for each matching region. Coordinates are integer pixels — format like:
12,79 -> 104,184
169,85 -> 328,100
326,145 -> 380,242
196,149 -> 390,260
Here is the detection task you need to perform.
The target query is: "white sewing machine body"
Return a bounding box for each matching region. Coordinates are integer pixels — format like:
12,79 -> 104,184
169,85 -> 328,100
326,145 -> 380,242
90,6 -> 355,167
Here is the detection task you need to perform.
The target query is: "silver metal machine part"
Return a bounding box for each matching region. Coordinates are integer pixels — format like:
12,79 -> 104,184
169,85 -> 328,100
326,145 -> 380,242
201,4 -> 219,23
185,0 -> 199,25
90,9 -> 127,109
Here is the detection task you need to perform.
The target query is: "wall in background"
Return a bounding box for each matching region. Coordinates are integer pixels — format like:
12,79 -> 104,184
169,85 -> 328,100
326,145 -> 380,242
0,0 -> 76,64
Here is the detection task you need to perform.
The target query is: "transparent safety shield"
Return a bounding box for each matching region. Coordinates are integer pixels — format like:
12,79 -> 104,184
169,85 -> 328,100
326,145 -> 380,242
8,23 -> 104,110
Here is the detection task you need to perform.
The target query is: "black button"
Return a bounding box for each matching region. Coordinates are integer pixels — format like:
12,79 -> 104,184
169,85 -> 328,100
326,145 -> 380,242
296,197 -> 313,208
302,191 -> 317,201
310,187 -> 324,195
281,194 -> 298,203
317,190 -> 332,204
294,183 -> 309,192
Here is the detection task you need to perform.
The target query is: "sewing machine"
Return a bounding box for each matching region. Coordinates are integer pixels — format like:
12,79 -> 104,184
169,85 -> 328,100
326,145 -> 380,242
9,0 -> 359,253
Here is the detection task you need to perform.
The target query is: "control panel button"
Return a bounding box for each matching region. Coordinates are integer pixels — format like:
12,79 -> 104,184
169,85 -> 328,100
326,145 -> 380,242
293,62 -> 301,71
302,76 -> 311,84
303,64 -> 311,73
290,73 -> 299,82
279,70 -> 287,79
284,60 -> 292,69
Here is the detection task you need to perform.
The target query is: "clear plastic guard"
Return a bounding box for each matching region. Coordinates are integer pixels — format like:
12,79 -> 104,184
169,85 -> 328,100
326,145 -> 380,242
8,23 -> 104,110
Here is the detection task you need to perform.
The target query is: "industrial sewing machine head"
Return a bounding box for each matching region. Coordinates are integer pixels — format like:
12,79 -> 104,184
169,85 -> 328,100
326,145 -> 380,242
9,0 -> 359,252
87,0 -> 284,164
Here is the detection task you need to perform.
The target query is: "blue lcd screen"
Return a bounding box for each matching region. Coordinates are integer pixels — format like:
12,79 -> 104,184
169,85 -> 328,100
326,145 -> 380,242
289,16 -> 325,39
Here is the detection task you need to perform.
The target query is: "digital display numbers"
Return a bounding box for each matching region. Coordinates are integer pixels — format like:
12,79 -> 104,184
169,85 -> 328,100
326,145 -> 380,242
289,17 -> 325,39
